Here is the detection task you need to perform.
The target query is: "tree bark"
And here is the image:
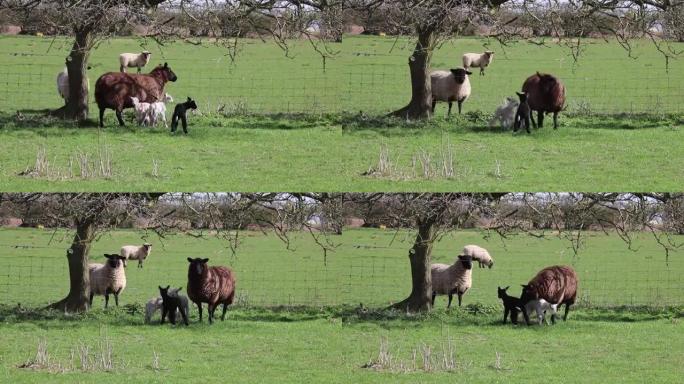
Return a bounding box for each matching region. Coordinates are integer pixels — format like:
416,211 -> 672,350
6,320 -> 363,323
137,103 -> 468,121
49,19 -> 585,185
390,26 -> 435,120
390,216 -> 436,312
52,29 -> 93,121
47,218 -> 95,312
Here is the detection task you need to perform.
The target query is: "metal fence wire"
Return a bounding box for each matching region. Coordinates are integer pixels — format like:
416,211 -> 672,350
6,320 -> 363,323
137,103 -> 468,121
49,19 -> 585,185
0,240 -> 682,308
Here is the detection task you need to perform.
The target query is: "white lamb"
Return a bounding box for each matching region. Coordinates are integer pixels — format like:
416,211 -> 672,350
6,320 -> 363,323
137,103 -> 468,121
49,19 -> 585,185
460,244 -> 494,269
130,97 -> 152,126
144,287 -> 190,323
119,51 -> 152,73
431,254 -> 474,308
430,67 -> 472,116
120,243 -> 152,268
89,253 -> 127,308
525,298 -> 559,325
147,93 -> 174,128
56,66 -> 90,105
462,51 -> 494,76
489,97 -> 519,130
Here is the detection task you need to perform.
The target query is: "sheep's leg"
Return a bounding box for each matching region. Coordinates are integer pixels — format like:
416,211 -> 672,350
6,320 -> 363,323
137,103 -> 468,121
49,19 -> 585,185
431,100 -> 437,115
431,292 -> 436,307
457,292 -> 463,307
207,303 -> 216,324
511,309 -> 519,325
537,111 -> 544,128
524,116 -> 531,134
89,292 -> 94,307
104,293 -> 109,309
447,102 -> 453,117
457,100 -> 463,115
220,303 -> 229,321
553,112 -> 559,129
160,307 -> 167,324
182,116 -> 188,134
180,306 -> 189,326
115,109 -> 125,126
521,304 -> 531,326
138,260 -> 143,268
563,303 -> 571,321
99,108 -> 105,128
480,68 -> 485,76
169,307 -> 177,325
447,294 -> 453,309
503,308 -> 509,324
535,303 -> 544,325
196,302 -> 203,322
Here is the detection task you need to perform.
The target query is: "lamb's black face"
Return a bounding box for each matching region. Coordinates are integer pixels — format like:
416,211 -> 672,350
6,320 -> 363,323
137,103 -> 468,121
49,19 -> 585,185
159,285 -> 171,298
187,257 -> 210,275
519,284 -> 536,303
497,286 -> 510,299
458,255 -> 473,270
516,92 -> 528,102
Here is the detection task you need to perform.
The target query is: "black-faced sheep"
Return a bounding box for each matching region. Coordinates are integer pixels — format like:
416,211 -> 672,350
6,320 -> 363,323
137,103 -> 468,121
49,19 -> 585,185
497,286 -> 525,324
159,285 -> 189,326
430,68 -> 472,116
171,97 -> 198,134
186,258 -> 236,324
462,51 -> 494,76
520,265 -> 578,322
431,255 -> 473,308
522,72 -> 566,129
88,253 -> 127,308
119,51 -> 152,73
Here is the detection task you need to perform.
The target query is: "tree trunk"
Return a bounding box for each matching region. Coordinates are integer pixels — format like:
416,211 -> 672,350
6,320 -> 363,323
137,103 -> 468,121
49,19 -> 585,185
52,29 -> 92,121
390,26 -> 435,120
47,219 -> 94,312
390,216 -> 436,312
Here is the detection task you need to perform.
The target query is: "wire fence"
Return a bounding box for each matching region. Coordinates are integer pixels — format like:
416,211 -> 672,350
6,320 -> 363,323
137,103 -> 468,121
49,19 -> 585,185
0,239 -> 682,309
1,49 -> 683,117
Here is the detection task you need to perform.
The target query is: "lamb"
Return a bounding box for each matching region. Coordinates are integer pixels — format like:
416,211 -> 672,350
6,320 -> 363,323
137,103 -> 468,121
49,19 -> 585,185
159,285 -> 189,326
144,287 -> 189,324
520,265 -> 578,322
462,51 -> 494,76
521,72 -> 566,129
497,286 -> 526,324
488,96 -> 519,130
56,65 -> 91,105
170,97 -> 198,134
460,244 -> 494,269
430,68 -> 472,116
119,51 -> 152,73
525,298 -> 559,325
186,258 -> 236,324
120,243 -> 152,268
88,253 -> 127,308
513,91 -> 533,134
130,97 -> 152,126
147,93 -> 174,128
430,254 -> 473,308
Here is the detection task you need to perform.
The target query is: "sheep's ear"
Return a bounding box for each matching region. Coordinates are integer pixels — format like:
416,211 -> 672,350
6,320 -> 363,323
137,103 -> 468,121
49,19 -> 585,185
177,287 -> 183,292
465,70 -> 472,75
164,62 -> 168,68
187,97 -> 192,102
158,285 -> 163,290
504,285 -> 510,290
201,258 -> 209,263
187,257 -> 193,263
165,285 -> 170,290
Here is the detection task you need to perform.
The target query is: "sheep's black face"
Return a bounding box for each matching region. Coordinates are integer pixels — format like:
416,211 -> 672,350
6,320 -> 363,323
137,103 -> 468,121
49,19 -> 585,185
458,255 -> 473,270
519,284 -> 537,303
163,63 -> 178,82
104,254 -> 125,268
188,100 -> 198,110
516,92 -> 528,103
497,286 -> 510,299
450,68 -> 467,84
159,285 -> 170,298
187,257 -> 210,275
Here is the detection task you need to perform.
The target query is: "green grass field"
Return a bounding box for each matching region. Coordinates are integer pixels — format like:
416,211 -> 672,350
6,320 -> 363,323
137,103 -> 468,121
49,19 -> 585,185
0,228 -> 683,383
0,35 -> 683,191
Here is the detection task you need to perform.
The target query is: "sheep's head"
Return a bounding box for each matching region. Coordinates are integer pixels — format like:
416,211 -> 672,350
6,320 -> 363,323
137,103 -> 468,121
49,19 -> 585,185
152,62 -> 177,82
187,257 -> 210,276
104,254 -> 126,269
142,51 -> 151,59
457,255 -> 473,270
450,68 -> 472,84
185,97 -> 198,110
519,284 -> 539,304
497,286 -> 510,299
164,93 -> 174,103
516,92 -> 528,103
537,74 -> 559,94
130,96 -> 140,106
484,50 -> 494,58
158,285 -> 170,298
143,243 -> 152,251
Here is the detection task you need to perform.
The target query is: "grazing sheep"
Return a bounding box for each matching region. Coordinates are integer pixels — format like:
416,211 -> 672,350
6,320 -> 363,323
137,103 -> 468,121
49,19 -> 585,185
119,51 -> 152,73
147,93 -> 174,128
430,68 -> 472,116
159,285 -> 189,326
497,286 -> 526,324
120,243 -> 152,268
56,65 -> 91,105
186,258 -> 236,324
513,91 -> 533,134
462,51 -> 494,76
460,244 -> 494,269
95,62 -> 177,127
489,96 -> 519,130
520,265 -> 578,322
170,97 -> 198,134
130,97 -> 152,126
431,255 -> 473,308
522,72 -> 566,129
88,253 -> 127,308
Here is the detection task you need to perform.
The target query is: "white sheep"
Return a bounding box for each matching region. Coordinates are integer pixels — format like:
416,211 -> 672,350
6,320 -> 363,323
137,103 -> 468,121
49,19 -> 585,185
120,243 -> 152,268
431,254 -> 473,308
119,51 -> 152,73
525,298 -> 559,325
88,253 -> 127,308
147,93 -> 174,128
462,51 -> 494,76
489,97 -> 519,130
144,287 -> 190,324
430,68 -> 472,116
460,244 -> 494,269
56,66 -> 90,105
130,97 -> 152,126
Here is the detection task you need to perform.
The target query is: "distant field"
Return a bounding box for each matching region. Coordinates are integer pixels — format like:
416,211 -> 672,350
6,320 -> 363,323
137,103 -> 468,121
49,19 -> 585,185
0,35 -> 682,114
0,228 -> 681,308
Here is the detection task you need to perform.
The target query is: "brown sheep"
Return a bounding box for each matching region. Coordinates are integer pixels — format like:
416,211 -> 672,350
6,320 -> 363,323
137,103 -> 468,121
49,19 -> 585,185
186,257 -> 236,324
94,63 -> 177,127
521,72 -> 566,129
520,265 -> 578,324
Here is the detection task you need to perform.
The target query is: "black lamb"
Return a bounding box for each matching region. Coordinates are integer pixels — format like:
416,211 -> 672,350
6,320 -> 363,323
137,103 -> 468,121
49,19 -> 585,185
513,91 -> 534,134
159,285 -> 189,326
171,97 -> 198,134
497,286 -> 529,325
